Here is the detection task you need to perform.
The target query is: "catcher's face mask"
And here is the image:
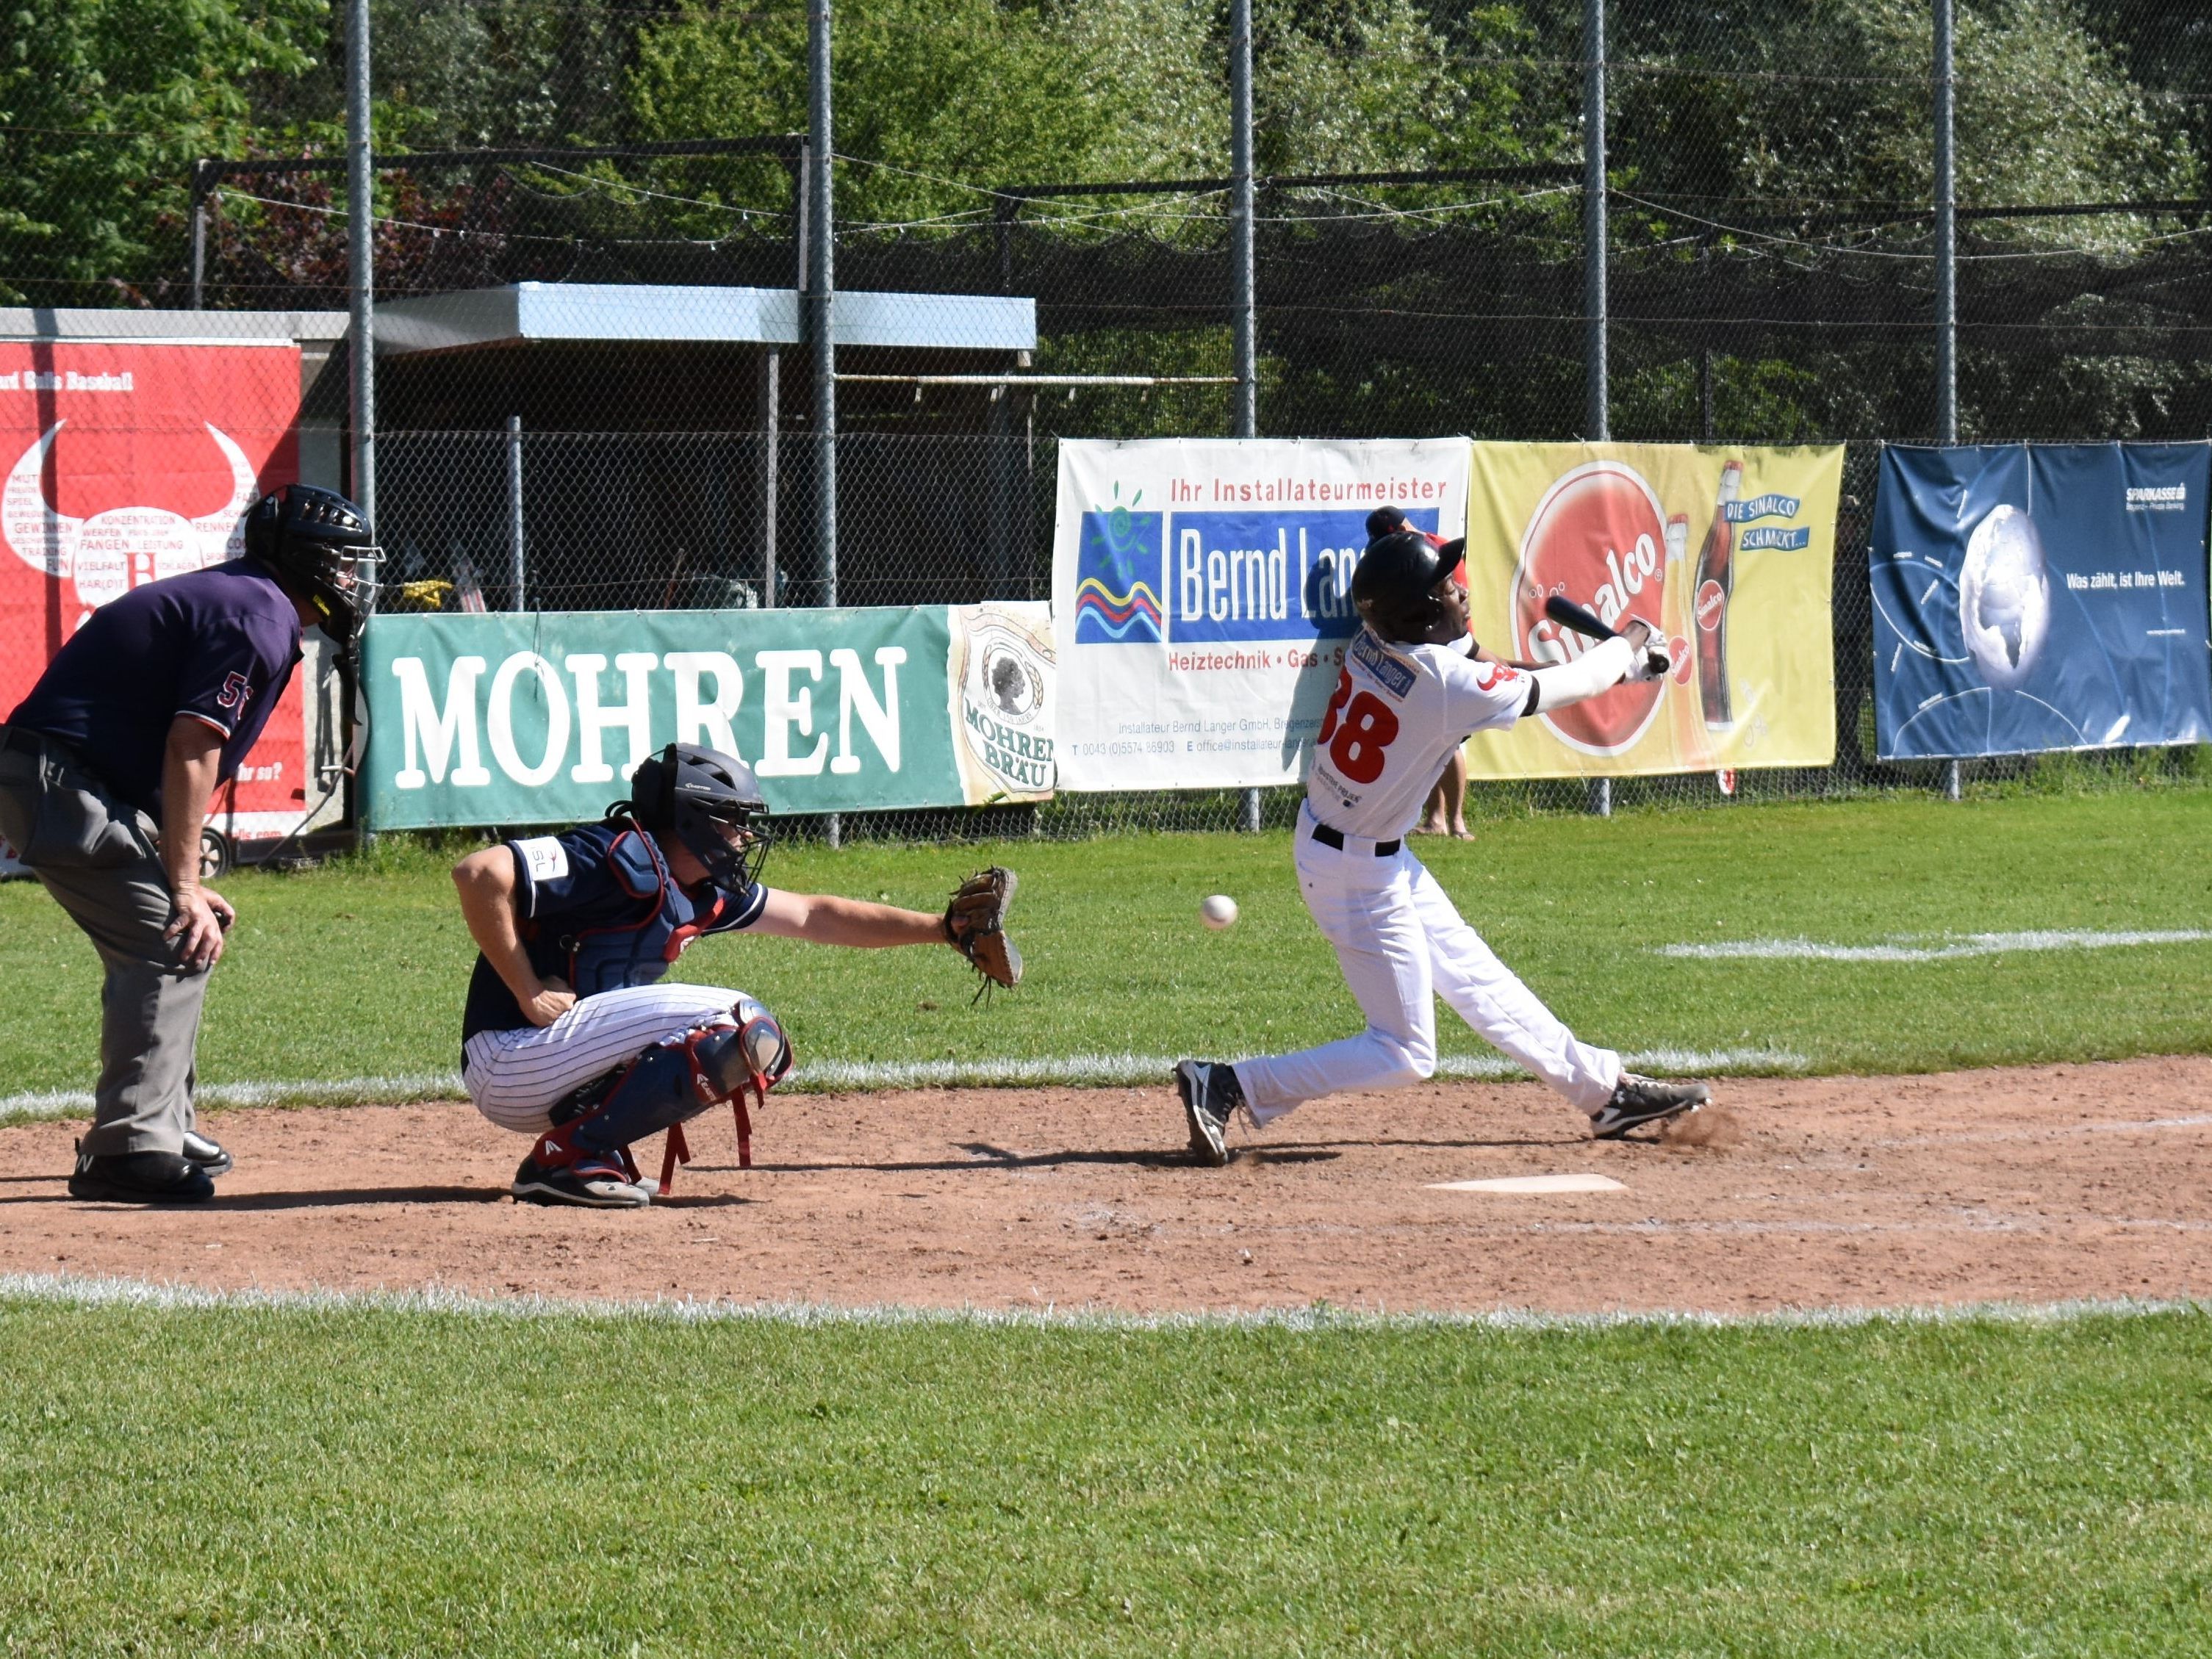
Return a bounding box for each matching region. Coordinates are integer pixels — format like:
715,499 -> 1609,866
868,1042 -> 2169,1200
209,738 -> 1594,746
684,805 -> 773,893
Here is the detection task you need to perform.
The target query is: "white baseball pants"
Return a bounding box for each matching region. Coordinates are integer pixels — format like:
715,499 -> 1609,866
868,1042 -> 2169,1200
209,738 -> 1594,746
463,982 -> 746,1133
1233,821 -> 1621,1120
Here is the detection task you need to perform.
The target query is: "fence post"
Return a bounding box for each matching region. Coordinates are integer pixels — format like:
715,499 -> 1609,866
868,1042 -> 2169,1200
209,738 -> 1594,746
345,0 -> 375,524
808,0 -> 836,610
189,160 -> 209,311
1231,0 -> 1263,835
1584,0 -> 1612,819
1935,0 -> 1960,805
808,1 -> 840,849
761,353 -> 780,608
507,416 -> 525,611
1934,0 -> 1957,447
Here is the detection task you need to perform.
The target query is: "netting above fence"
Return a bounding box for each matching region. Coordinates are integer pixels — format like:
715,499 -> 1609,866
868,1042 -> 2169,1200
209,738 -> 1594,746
7,1 -> 2212,843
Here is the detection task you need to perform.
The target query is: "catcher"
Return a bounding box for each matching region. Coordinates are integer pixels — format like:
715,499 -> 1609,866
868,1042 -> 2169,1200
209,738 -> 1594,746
450,740 -> 1019,1208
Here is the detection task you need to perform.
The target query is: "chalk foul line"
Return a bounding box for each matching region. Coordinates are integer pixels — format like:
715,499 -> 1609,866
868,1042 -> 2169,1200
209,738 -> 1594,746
1658,929 -> 2212,964
0,1046 -> 1806,1122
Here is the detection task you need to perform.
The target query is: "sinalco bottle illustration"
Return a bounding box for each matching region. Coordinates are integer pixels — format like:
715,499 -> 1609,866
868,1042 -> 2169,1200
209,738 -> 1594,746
1695,460 -> 1742,732
1660,511 -> 1709,767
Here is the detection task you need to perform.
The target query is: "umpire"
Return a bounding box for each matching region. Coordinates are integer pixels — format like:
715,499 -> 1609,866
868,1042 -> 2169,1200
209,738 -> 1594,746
0,485 -> 375,1203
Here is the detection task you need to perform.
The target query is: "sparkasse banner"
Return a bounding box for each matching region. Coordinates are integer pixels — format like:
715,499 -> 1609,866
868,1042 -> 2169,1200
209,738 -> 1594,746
1052,437 -> 1468,791
362,602 -> 1054,828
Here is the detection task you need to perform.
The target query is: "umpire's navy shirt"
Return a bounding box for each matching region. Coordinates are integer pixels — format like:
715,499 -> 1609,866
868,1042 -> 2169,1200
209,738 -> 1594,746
7,560 -> 302,818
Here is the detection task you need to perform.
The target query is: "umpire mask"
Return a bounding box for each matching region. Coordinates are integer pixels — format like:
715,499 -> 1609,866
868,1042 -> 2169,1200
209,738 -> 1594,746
244,484 -> 380,652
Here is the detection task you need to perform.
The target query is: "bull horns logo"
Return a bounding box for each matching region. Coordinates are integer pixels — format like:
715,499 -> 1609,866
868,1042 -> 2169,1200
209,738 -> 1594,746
2,421 -> 261,608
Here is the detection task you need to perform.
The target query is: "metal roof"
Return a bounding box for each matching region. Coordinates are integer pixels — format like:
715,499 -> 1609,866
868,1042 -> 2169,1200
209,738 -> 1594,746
373,283 -> 1036,356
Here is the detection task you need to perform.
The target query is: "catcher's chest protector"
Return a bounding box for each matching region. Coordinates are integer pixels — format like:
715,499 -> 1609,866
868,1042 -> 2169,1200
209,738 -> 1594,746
546,828 -> 741,996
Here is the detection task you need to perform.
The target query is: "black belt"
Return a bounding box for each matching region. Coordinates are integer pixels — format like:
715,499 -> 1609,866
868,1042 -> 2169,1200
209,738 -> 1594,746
1310,821 -> 1399,857
0,724 -> 50,758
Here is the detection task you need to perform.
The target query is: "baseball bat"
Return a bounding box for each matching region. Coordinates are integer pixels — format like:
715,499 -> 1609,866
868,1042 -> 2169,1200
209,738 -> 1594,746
1543,593 -> 1619,642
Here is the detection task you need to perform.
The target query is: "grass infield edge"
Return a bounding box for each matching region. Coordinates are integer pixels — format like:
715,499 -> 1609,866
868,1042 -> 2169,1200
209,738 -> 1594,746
0,1270 -> 2203,1334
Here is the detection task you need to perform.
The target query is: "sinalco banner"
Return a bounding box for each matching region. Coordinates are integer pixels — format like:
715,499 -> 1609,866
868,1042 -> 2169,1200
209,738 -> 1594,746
1462,443 -> 1844,778
1870,444 -> 2212,760
362,602 -> 1055,828
1052,437 -> 1469,790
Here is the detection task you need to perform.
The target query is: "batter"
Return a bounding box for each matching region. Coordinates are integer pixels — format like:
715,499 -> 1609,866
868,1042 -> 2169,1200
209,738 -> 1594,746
1175,528 -> 1711,1165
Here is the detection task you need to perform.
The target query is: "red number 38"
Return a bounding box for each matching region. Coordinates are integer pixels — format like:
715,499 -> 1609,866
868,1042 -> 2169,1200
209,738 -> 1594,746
1316,669 -> 1401,785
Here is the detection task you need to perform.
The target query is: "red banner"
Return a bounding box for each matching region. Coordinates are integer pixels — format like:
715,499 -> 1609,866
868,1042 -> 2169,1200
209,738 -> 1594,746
0,342 -> 305,850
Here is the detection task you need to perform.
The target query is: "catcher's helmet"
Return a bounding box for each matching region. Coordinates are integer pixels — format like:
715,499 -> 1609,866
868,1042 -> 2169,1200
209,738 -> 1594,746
243,484 -> 378,650
1351,530 -> 1467,644
1365,504 -> 1408,541
626,742 -> 774,892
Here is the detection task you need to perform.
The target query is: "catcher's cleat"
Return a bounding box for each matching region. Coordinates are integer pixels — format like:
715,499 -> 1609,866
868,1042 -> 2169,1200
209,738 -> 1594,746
1590,1073 -> 1712,1140
1174,1059 -> 1246,1167
511,1152 -> 652,1209
182,1129 -> 232,1178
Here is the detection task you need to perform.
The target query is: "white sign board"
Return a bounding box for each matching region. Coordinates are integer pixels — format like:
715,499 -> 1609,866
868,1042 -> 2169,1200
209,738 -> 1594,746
1052,438 -> 1469,791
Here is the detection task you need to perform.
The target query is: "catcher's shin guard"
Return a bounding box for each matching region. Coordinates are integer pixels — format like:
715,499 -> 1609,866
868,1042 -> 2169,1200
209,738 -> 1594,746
542,998 -> 794,1197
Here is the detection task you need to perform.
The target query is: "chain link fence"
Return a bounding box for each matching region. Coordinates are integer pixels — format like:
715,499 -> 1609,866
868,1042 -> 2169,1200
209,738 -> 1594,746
6,2 -> 2211,844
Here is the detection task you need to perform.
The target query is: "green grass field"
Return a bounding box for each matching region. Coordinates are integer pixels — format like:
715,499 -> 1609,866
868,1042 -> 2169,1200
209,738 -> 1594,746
4,789 -> 2208,1106
6,789 -> 2211,1652
1,1293 -> 2208,1656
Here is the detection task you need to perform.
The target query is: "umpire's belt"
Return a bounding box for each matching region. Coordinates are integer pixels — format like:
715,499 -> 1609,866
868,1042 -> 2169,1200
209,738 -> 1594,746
0,724 -> 89,769
1308,820 -> 1401,858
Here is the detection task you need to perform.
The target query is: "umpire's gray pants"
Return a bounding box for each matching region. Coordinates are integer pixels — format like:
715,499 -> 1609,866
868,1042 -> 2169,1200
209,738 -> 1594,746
0,735 -> 209,1157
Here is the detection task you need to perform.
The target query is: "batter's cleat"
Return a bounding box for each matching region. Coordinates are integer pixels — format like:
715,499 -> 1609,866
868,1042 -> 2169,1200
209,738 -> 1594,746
511,1151 -> 653,1209
1175,1059 -> 1246,1167
1590,1073 -> 1712,1140
182,1129 -> 232,1178
67,1147 -> 215,1203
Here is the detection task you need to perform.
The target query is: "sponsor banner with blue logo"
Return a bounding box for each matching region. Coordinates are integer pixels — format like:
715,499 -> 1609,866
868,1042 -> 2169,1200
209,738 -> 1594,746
1870,444 -> 2212,760
1053,439 -> 1468,789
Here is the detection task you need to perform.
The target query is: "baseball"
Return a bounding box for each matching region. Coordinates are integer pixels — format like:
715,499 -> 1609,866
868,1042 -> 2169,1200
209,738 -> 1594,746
1201,894 -> 1239,930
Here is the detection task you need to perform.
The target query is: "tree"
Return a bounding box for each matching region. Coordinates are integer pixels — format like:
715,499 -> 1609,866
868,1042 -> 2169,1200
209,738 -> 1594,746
0,0 -> 323,303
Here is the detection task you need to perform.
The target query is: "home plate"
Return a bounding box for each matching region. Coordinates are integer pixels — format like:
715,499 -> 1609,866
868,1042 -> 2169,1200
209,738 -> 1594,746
1429,1173 -> 1627,1195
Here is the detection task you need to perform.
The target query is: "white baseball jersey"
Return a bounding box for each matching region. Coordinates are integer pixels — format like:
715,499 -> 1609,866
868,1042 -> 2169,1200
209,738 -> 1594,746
1306,628 -> 1529,841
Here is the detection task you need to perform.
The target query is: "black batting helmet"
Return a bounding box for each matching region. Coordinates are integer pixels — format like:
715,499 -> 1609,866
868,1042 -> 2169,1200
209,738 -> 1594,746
625,742 -> 774,892
1351,530 -> 1467,644
243,484 -> 378,649
1365,505 -> 1408,541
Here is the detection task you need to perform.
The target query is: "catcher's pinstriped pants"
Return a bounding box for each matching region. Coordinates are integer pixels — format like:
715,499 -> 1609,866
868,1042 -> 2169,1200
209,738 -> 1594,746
463,982 -> 749,1133
0,733 -> 212,1158
1232,829 -> 1621,1120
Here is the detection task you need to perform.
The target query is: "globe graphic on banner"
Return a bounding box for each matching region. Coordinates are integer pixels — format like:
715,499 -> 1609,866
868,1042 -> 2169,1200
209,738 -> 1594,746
1958,504 -> 2051,691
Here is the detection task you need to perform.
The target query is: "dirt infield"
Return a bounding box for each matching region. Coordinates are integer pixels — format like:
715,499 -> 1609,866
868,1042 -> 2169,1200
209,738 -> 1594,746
3,1057 -> 2209,1314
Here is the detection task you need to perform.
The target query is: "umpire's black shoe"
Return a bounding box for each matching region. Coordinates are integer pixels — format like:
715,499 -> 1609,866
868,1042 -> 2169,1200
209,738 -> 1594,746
1590,1073 -> 1712,1140
1174,1059 -> 1246,1167
182,1129 -> 232,1178
67,1148 -> 215,1203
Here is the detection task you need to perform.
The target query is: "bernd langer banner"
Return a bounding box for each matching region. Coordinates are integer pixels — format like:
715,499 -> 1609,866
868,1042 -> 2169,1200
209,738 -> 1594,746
1052,437 -> 1469,791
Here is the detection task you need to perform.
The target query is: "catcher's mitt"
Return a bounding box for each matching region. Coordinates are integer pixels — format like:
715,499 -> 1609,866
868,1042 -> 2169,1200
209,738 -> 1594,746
944,866 -> 1022,993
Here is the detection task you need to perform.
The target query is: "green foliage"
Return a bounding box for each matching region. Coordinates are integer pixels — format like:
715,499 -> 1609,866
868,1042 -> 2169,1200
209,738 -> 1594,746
1254,0 -> 1549,174
0,0 -> 323,302
628,0 -> 1226,227
1615,0 -> 2199,234
4,1300 -> 2212,1653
